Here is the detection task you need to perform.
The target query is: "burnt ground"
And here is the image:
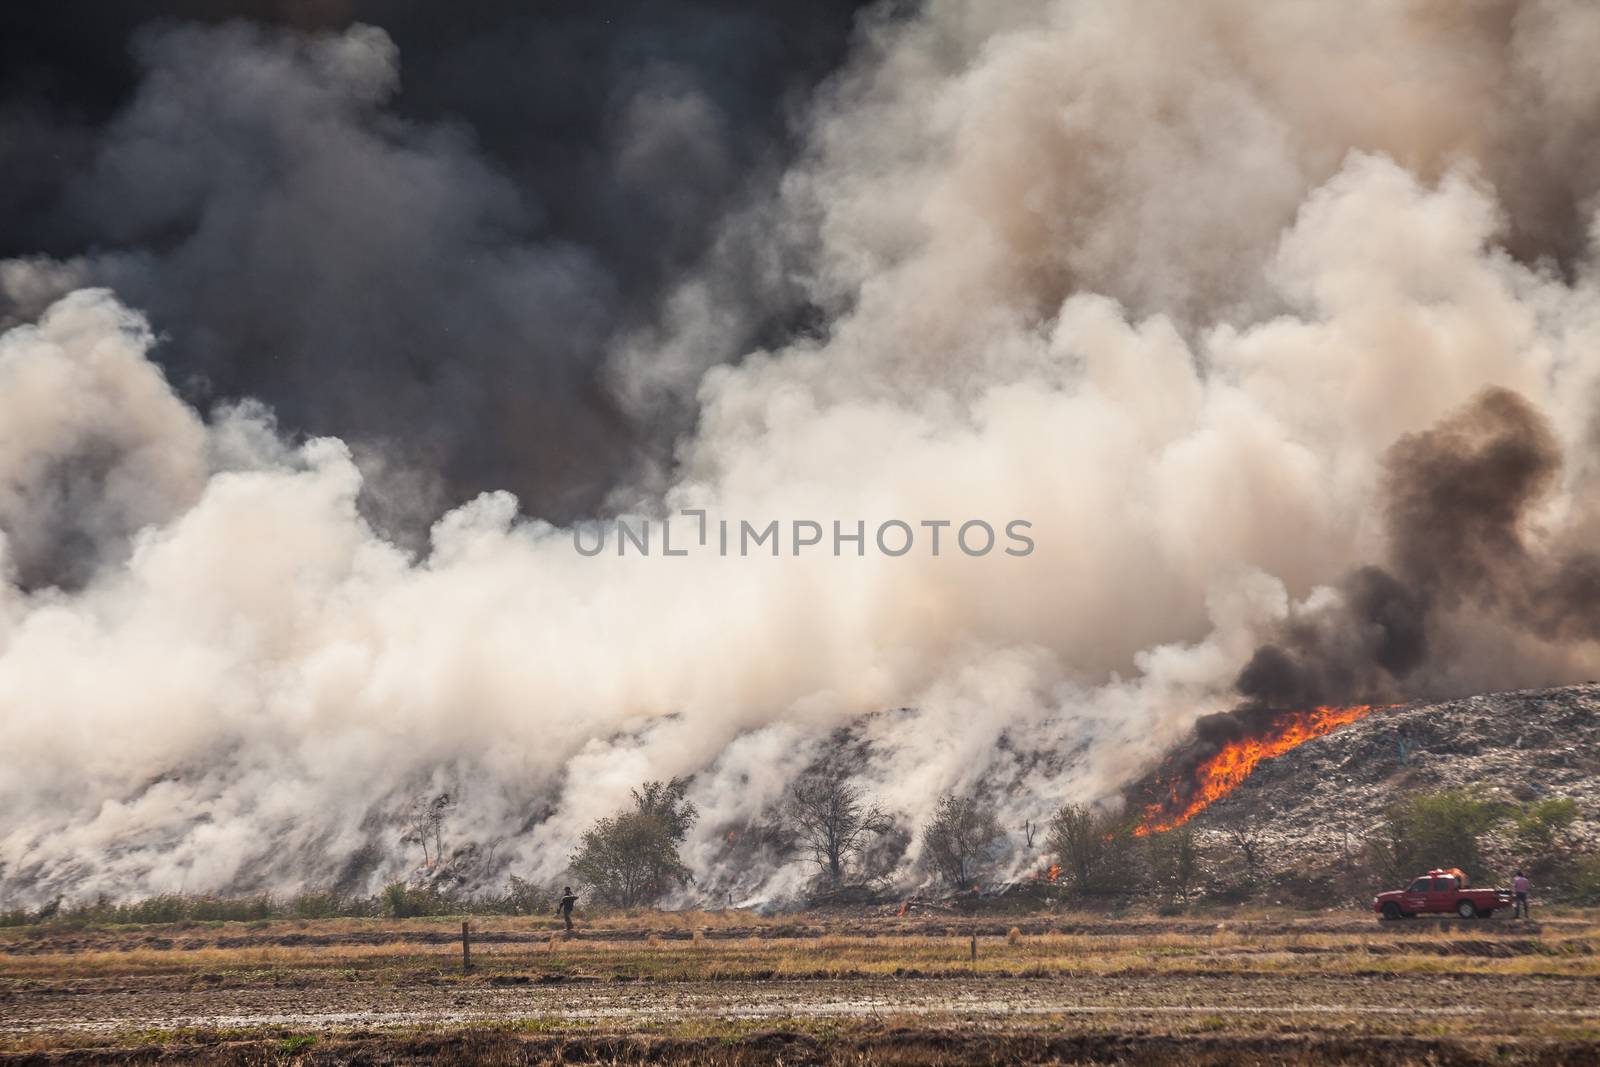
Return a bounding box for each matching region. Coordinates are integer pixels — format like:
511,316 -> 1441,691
5,914 -> 1600,1064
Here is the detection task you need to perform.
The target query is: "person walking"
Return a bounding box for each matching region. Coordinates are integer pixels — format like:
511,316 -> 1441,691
556,886 -> 578,931
1512,870 -> 1532,919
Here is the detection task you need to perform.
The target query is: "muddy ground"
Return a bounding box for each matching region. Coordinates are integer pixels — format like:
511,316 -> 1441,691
5,914 -> 1600,1064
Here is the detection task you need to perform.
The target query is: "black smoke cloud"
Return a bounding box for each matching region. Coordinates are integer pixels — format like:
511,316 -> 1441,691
1148,386 -> 1600,801
0,2 -> 874,535
1240,387 -> 1591,710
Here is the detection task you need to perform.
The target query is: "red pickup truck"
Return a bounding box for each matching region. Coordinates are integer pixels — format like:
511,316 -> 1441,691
1373,868 -> 1513,919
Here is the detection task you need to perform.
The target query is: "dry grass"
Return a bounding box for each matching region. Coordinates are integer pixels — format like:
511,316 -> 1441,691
7,918 -> 1600,985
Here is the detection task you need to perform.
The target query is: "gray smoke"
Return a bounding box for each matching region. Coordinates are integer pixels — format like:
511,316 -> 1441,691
0,3 -> 874,527
7,1 -> 1600,907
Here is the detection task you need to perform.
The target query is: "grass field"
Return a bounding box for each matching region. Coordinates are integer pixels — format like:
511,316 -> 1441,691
5,908 -> 1600,1064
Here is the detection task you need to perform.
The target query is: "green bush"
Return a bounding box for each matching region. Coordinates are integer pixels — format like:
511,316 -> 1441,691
1363,789 -> 1509,884
117,894 -> 190,925
188,894 -> 274,922
1512,797 -> 1579,853
1564,855 -> 1600,905
379,881 -> 458,918
571,778 -> 698,908
500,875 -> 549,916
287,890 -> 362,919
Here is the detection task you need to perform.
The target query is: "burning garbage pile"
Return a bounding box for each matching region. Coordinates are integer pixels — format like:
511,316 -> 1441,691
1133,705 -> 1387,836
1122,685 -> 1600,893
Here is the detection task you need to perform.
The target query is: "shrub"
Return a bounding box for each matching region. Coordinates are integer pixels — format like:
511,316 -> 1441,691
1564,854 -> 1600,905
1363,789 -> 1508,884
1512,797 -> 1579,853
1047,803 -> 1143,894
1146,824 -> 1200,902
188,894 -> 273,922
501,875 -> 548,916
288,890 -> 363,920
570,778 -> 698,908
380,881 -> 455,918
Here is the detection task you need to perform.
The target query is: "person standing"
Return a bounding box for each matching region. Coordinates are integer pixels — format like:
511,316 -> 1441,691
1512,870 -> 1532,919
556,886 -> 578,931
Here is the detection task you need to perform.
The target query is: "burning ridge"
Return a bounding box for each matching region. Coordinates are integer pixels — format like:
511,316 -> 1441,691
1133,705 -> 1385,835
1133,384 -> 1600,837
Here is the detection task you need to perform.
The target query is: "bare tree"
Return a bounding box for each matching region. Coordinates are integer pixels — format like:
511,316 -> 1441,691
401,792 -> 452,867
1224,822 -> 1263,883
922,793 -> 1003,887
789,767 -> 893,887
1047,803 -> 1103,891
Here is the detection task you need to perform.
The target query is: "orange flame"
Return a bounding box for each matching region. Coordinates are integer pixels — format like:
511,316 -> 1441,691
1135,705 -> 1379,836
1047,863 -> 1060,883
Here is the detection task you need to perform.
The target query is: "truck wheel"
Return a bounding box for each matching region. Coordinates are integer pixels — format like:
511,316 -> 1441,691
1456,901 -> 1478,919
1381,902 -> 1402,920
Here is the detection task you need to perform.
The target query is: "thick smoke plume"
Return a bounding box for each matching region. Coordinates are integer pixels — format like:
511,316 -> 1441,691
1144,387 -> 1600,809
7,1 -> 1600,906
0,2 -> 872,525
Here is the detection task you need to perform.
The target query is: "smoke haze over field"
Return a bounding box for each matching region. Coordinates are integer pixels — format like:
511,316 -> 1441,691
6,0 -> 1600,905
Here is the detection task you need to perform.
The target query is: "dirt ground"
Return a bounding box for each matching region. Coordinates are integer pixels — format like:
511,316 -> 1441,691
5,912 -> 1600,1064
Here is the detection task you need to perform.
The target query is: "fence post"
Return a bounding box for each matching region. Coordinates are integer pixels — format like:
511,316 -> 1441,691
462,919 -> 472,973
970,930 -> 977,962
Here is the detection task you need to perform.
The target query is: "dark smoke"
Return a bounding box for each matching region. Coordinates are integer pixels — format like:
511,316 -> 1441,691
1384,386 -> 1561,608
0,2 -> 874,530
1141,386 -> 1599,808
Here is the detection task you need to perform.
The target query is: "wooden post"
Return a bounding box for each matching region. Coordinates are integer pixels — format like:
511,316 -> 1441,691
970,931 -> 977,962
462,919 -> 472,973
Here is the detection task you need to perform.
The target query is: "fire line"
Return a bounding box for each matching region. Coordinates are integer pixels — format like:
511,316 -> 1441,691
1135,705 -> 1382,836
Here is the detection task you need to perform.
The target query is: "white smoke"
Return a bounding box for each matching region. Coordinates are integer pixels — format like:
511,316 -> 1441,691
6,1 -> 1600,906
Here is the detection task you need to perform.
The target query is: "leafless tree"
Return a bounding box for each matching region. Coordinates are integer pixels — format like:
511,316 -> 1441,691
788,767 -> 893,887
401,792 -> 452,867
922,793 -> 1003,887
1047,802 -> 1140,893
1224,822 -> 1264,882
1048,803 -> 1104,891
